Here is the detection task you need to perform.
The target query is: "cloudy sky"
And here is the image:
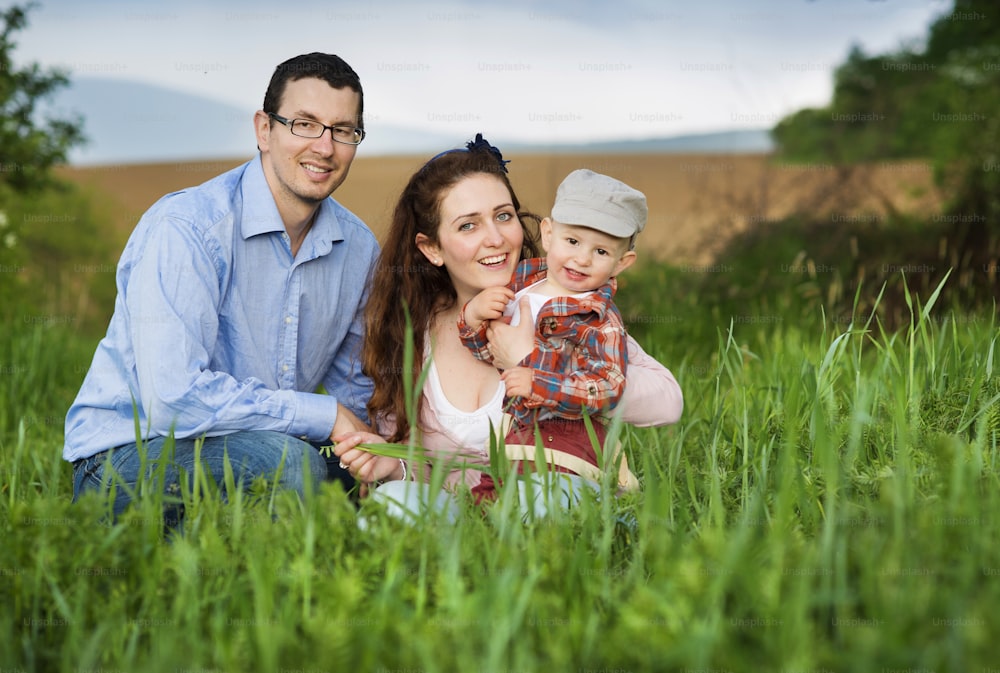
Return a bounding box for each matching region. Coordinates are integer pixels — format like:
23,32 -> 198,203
17,0 -> 950,160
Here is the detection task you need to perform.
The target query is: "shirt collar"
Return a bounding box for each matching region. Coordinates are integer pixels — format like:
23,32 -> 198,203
239,155 -> 345,246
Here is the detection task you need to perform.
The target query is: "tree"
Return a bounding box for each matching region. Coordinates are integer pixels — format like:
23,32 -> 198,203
770,0 -> 1000,312
772,0 -> 1000,226
0,2 -> 84,193
767,0 -> 1000,317
0,3 -> 114,331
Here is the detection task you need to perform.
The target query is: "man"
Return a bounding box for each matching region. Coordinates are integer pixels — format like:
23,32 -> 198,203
64,53 -> 377,519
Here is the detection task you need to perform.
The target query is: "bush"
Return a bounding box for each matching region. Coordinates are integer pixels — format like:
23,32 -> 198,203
1,181 -> 118,336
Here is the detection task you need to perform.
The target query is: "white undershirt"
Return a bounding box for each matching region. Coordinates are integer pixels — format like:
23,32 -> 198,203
422,280 -> 593,450
425,356 -> 505,451
503,278 -> 591,327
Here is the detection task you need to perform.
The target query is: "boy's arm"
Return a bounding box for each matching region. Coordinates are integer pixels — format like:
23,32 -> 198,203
457,305 -> 492,362
462,259 -> 538,363
457,287 -> 514,362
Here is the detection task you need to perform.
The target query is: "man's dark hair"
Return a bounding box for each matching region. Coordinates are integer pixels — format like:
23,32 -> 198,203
262,53 -> 364,127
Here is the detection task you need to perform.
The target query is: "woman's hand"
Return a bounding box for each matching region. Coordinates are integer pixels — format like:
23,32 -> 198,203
332,431 -> 405,484
486,295 -> 534,370
329,403 -> 372,440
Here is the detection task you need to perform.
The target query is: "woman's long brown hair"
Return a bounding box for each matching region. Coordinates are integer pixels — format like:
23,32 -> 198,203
363,138 -> 539,442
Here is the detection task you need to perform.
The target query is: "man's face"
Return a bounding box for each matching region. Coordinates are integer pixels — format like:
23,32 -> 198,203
255,77 -> 362,217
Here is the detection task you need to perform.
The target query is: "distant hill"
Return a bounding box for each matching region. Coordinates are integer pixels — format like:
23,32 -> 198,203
48,77 -> 465,165
49,78 -> 255,166
50,77 -> 773,165
506,130 -> 774,155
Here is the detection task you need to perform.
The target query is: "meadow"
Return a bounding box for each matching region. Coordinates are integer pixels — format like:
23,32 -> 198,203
3,152 -> 998,672
56,151 -> 940,265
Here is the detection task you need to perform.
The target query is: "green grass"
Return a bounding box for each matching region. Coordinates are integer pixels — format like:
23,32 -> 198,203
2,268 -> 1000,672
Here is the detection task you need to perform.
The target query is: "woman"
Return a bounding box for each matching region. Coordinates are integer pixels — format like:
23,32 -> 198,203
334,135 -> 682,518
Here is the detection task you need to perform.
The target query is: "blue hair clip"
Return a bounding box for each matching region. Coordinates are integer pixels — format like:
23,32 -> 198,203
421,133 -> 509,174
466,133 -> 510,173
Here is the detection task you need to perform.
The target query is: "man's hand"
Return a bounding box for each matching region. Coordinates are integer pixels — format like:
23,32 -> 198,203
464,286 -> 515,329
486,295 -> 534,369
500,366 -> 534,398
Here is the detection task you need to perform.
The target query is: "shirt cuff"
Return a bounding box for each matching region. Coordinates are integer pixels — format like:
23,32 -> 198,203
291,392 -> 339,442
456,302 -> 474,335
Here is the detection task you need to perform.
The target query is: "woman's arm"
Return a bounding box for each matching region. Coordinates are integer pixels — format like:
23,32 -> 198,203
617,335 -> 683,427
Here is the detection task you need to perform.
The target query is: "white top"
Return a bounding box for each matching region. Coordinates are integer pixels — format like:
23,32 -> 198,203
503,278 -> 591,327
424,356 -> 505,453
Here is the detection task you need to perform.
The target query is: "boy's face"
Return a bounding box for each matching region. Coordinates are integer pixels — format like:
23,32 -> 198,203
540,218 -> 636,295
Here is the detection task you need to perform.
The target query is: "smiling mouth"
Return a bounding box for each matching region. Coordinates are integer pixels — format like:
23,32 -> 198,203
478,253 -> 508,267
302,163 -> 333,175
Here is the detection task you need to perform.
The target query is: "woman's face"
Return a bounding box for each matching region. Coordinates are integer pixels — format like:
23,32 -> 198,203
417,173 -> 523,305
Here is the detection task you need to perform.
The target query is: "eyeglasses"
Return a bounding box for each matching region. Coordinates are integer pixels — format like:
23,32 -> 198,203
268,113 -> 366,145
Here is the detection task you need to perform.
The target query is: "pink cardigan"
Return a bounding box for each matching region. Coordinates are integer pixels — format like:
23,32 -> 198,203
379,335 -> 683,491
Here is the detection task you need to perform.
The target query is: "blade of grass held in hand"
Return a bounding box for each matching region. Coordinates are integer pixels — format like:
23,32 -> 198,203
318,441 -> 485,472
318,441 -> 429,461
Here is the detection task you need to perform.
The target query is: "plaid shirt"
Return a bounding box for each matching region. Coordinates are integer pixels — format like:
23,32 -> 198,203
457,257 -> 627,427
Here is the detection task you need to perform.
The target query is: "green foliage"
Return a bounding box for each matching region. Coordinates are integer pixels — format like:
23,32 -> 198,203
0,322 -> 94,436
0,181 -> 119,336
773,0 -> 1000,232
5,2 -> 998,665
618,208 -> 991,359
770,107 -> 839,165
0,3 -> 115,335
4,265 -> 1000,671
0,3 -> 85,193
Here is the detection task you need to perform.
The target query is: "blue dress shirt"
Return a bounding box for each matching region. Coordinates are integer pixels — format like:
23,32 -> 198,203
63,156 -> 378,462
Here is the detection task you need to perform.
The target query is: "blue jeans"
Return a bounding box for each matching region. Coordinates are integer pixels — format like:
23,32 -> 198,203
71,431 -> 350,523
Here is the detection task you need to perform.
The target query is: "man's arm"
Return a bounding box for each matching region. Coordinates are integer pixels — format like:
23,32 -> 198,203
320,243 -> 378,431
129,214 -> 338,442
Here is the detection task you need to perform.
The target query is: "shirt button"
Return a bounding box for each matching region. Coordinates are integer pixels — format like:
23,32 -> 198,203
285,316 -> 292,324
282,365 -> 289,372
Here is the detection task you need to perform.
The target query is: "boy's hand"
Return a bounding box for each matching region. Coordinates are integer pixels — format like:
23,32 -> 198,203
500,366 -> 534,398
465,286 -> 515,329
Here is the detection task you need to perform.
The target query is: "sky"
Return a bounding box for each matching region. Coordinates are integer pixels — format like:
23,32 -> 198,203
16,0 -> 952,160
